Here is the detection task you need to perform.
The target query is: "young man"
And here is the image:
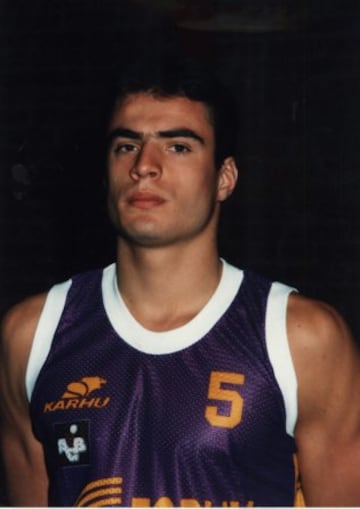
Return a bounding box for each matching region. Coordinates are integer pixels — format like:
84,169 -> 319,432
1,56 -> 360,507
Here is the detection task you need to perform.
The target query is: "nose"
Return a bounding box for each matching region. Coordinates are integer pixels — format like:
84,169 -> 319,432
130,143 -> 161,181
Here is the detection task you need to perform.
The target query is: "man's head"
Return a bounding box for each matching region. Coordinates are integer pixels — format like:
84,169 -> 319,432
109,52 -> 238,169
105,51 -> 239,250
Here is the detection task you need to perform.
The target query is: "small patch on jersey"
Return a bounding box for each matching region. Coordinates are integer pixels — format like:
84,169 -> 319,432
54,420 -> 90,466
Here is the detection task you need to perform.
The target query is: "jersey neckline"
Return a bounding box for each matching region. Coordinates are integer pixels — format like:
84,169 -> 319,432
102,260 -> 243,355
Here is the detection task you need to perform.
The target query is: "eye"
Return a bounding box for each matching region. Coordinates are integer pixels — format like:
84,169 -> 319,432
169,143 -> 191,154
113,143 -> 138,155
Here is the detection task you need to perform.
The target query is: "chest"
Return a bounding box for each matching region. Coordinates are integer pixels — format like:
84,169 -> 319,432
31,310 -> 286,457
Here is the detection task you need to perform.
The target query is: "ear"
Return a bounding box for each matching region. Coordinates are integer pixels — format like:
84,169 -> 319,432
217,156 -> 238,202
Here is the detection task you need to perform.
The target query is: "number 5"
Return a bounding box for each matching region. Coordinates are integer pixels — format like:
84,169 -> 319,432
205,371 -> 245,429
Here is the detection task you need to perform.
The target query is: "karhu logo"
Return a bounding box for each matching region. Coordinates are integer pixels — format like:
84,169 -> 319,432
43,376 -> 110,413
62,376 -> 107,398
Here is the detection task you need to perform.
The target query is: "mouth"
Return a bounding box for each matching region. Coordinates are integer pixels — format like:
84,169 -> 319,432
127,191 -> 166,209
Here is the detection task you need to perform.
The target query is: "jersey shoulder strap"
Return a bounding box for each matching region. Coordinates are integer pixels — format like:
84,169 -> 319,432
25,278 -> 72,401
266,281 -> 298,436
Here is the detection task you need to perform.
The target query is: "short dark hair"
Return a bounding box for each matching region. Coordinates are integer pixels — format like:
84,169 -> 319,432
110,50 -> 238,168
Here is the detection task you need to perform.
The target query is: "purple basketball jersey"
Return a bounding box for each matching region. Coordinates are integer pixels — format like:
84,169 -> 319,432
30,266 -> 299,507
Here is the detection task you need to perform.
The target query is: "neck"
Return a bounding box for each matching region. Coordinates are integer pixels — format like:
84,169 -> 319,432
115,239 -> 222,332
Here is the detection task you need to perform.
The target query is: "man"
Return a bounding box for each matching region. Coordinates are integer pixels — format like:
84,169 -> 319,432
1,55 -> 360,507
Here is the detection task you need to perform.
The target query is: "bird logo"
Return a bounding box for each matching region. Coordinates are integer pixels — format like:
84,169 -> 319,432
61,376 -> 107,399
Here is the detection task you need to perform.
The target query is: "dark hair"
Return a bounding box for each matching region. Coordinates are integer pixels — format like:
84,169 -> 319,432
110,51 -> 238,168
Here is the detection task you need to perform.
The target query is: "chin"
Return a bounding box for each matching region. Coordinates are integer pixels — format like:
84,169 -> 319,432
113,223 -> 170,248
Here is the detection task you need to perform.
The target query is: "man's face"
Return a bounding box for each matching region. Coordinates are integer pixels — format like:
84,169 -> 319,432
107,92 -> 236,249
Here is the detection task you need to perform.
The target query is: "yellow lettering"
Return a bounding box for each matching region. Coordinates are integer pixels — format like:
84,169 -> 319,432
132,498 -> 151,507
94,397 -> 111,408
65,399 -> 79,409
53,400 -> 65,411
79,398 -> 95,408
154,497 -> 174,507
43,397 -> 110,412
180,499 -> 201,507
221,501 -> 254,507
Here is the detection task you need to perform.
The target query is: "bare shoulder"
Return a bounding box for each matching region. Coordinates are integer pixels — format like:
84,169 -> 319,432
1,293 -> 48,397
287,292 -> 360,419
2,293 -> 48,352
287,292 -> 357,364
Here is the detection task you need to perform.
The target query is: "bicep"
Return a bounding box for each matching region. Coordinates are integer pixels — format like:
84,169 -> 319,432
288,295 -> 360,505
0,296 -> 49,505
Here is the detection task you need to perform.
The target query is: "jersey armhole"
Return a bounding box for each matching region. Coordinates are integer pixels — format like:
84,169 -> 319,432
25,279 -> 72,402
265,282 -> 298,437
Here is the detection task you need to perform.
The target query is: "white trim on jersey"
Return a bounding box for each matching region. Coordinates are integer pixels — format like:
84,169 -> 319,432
25,261 -> 298,437
25,279 -> 72,401
102,260 -> 243,355
265,283 -> 298,437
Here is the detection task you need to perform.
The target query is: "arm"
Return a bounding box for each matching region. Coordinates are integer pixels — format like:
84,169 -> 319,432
288,293 -> 360,506
0,295 -> 49,506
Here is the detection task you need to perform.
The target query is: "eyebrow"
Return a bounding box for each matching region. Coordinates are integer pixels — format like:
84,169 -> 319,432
107,127 -> 205,145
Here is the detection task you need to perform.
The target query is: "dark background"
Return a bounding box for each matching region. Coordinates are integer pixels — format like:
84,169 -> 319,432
1,0 -> 360,504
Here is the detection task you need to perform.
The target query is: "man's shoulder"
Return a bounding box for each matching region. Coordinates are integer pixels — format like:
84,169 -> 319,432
1,263 -> 112,338
286,292 -> 352,351
286,292 -> 359,403
2,293 -> 48,344
0,293 -> 48,398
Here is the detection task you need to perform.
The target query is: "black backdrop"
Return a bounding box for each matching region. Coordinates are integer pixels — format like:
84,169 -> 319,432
1,1 -> 360,503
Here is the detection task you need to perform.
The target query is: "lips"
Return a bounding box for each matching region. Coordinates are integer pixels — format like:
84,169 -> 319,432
127,191 -> 166,209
